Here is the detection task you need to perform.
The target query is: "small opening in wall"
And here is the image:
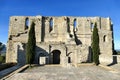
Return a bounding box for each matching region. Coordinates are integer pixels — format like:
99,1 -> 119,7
103,35 -> 107,42
68,57 -> 71,63
25,18 -> 29,29
38,18 -> 40,21
70,34 -> 73,38
73,19 -> 77,31
49,18 -> 53,32
15,18 -> 17,21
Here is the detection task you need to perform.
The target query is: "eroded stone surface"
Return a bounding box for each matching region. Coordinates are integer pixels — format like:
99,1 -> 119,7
6,16 -> 114,66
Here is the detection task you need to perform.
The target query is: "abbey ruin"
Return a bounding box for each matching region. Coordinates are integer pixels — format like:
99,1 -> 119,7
6,15 -> 114,66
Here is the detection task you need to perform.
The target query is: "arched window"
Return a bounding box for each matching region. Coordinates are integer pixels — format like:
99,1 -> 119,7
73,19 -> 77,32
73,19 -> 77,28
103,35 -> 107,42
91,23 -> 94,31
25,18 -> 29,29
49,18 -> 53,32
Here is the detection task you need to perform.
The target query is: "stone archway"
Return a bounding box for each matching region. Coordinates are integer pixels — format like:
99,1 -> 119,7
52,50 -> 61,64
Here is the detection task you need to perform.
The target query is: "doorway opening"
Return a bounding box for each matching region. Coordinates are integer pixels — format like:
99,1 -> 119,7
52,50 -> 61,64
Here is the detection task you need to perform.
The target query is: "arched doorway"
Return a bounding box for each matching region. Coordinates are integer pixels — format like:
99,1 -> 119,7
52,50 -> 61,64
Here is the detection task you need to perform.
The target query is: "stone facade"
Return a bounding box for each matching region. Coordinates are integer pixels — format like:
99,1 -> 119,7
6,15 -> 114,66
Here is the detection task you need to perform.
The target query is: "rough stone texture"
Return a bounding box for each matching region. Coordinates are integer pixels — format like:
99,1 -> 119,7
6,15 -> 114,66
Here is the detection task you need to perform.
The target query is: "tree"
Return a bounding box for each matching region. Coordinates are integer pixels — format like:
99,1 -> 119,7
0,55 -> 5,63
26,22 -> 36,65
0,42 -> 2,51
92,23 -> 100,65
0,42 -> 2,46
0,42 -> 5,51
0,42 -> 6,63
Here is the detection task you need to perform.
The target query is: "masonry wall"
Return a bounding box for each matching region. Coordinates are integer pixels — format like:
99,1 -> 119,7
6,15 -> 114,66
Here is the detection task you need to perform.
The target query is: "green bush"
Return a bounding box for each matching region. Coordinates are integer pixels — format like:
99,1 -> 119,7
0,55 -> 5,63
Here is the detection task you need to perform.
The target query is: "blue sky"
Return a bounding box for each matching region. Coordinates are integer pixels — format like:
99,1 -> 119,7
0,0 -> 120,49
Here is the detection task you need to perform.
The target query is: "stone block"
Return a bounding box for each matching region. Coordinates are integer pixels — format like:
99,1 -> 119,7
39,57 -> 46,65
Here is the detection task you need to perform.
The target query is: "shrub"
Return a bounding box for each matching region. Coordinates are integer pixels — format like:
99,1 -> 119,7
0,55 -> 5,63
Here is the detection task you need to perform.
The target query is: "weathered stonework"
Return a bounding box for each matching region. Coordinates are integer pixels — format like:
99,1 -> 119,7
6,15 -> 114,66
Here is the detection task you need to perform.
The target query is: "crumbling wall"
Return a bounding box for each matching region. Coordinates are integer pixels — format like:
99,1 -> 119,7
6,15 -> 114,66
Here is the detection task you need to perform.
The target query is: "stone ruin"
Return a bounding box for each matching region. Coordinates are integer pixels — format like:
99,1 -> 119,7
6,15 -> 114,66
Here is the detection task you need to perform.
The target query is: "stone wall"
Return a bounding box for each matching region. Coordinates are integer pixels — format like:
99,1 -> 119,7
6,15 -> 114,66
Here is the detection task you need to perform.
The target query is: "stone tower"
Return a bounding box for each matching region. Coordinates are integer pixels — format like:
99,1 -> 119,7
6,15 -> 114,66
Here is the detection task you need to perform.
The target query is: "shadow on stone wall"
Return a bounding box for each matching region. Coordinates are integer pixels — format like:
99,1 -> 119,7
87,46 -> 93,63
17,43 -> 26,65
107,56 -> 117,66
73,31 -> 82,45
35,46 -> 49,64
41,17 -> 45,42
